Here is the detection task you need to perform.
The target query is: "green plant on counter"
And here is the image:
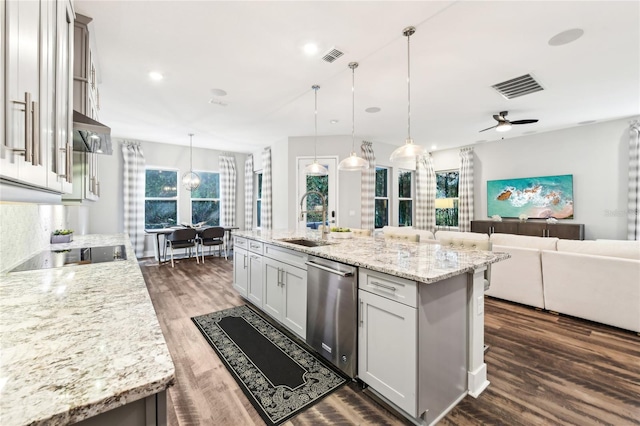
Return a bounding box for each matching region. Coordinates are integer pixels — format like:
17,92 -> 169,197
330,227 -> 351,232
53,229 -> 74,235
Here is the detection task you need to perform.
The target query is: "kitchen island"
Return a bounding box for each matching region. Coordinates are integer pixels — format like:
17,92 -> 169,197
232,229 -> 510,426
0,234 -> 175,426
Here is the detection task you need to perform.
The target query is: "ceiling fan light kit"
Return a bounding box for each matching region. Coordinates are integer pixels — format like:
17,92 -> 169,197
339,62 -> 369,172
304,85 -> 329,176
479,110 -> 539,133
390,26 -> 426,162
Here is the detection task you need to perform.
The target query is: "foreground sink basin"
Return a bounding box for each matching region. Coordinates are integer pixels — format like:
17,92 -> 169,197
279,238 -> 333,248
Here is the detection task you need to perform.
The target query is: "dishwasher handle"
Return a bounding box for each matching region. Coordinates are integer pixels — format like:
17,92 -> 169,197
305,261 -> 353,277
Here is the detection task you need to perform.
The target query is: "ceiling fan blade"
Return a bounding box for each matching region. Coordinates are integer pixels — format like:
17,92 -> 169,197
479,125 -> 498,132
511,119 -> 539,125
492,114 -> 506,122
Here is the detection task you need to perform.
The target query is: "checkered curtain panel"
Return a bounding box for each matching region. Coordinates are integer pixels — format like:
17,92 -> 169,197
629,121 -> 640,240
458,147 -> 474,232
219,155 -> 237,227
415,154 -> 436,232
261,147 -> 273,229
361,141 -> 375,231
122,141 -> 145,258
244,155 -> 254,231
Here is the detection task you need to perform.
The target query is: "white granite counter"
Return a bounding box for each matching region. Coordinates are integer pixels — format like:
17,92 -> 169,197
0,234 -> 175,426
234,229 -> 510,283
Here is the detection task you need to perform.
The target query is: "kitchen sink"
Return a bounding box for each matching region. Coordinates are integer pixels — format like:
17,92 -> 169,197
278,238 -> 333,248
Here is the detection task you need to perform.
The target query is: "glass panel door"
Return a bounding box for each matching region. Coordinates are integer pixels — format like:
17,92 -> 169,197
297,157 -> 337,230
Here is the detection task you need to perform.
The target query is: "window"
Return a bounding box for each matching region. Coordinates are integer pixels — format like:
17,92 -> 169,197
255,172 -> 262,228
145,168 -> 178,229
398,170 -> 413,227
191,172 -> 220,226
435,170 -> 459,227
375,166 -> 389,228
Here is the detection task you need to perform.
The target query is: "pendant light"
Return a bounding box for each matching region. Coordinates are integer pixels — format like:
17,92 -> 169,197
182,133 -> 201,191
304,85 -> 328,176
338,62 -> 369,172
390,26 -> 426,162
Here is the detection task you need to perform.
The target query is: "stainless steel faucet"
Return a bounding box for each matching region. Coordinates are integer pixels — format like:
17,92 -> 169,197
299,190 -> 328,240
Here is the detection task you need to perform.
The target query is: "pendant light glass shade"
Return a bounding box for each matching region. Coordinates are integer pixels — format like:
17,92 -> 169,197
304,85 -> 328,176
339,62 -> 369,172
390,26 -> 426,162
182,133 -> 201,191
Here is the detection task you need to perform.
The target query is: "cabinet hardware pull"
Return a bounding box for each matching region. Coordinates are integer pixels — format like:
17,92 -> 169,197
359,299 -> 363,326
67,142 -> 73,183
243,254 -> 247,269
305,261 -> 352,277
371,281 -> 396,292
25,93 -> 33,163
31,100 -> 40,165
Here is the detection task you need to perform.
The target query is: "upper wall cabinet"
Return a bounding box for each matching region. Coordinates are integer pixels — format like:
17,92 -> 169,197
1,0 -> 74,194
63,13 -> 101,202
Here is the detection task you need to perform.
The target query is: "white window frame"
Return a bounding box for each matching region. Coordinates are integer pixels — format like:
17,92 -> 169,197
398,169 -> 414,227
255,171 -> 263,229
435,169 -> 460,227
375,166 -> 390,229
144,167 -> 179,229
190,170 -> 220,226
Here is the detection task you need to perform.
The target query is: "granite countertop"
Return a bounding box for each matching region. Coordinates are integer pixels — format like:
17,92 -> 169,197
0,234 -> 175,426
234,229 -> 510,284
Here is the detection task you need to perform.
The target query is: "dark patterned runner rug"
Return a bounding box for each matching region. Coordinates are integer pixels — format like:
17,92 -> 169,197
192,305 -> 347,425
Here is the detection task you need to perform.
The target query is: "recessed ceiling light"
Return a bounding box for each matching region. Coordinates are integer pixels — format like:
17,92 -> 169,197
431,145 -> 437,150
365,107 -> 381,113
548,28 -> 584,46
210,88 -> 227,97
303,43 -> 319,55
330,119 -> 339,124
149,71 -> 164,81
578,120 -> 597,125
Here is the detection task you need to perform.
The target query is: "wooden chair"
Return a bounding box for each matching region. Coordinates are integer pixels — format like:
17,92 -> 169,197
164,228 -> 199,267
197,226 -> 227,261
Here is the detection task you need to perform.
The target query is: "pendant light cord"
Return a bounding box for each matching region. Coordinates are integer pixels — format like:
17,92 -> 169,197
352,65 -> 356,150
313,85 -> 320,161
407,31 -> 411,141
189,133 -> 194,172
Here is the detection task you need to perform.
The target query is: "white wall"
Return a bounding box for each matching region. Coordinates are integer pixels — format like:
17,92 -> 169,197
431,116 -> 637,240
83,138 -> 247,257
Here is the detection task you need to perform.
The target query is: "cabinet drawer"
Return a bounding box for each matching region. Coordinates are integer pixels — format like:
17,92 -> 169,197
248,240 -> 264,255
264,244 -> 307,269
359,268 -> 417,308
234,237 -> 247,249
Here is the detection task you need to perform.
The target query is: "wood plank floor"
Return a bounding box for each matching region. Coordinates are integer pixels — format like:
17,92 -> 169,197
140,256 -> 640,425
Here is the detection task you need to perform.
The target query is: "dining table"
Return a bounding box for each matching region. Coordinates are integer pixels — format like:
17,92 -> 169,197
145,225 -> 239,265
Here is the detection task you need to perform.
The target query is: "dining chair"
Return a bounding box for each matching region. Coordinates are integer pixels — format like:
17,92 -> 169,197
384,232 -> 420,242
350,228 -> 373,237
164,228 -> 199,267
197,226 -> 227,261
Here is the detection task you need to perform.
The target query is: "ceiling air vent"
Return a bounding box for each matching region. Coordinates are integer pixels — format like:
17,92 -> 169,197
491,74 -> 544,99
322,47 -> 344,63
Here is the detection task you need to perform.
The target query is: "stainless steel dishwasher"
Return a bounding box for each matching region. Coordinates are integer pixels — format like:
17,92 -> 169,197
305,255 -> 358,378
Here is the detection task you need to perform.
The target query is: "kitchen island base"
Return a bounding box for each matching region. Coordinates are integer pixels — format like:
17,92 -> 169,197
75,390 -> 167,426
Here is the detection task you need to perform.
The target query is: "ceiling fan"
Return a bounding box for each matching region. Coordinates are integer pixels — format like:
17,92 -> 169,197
479,111 -> 539,132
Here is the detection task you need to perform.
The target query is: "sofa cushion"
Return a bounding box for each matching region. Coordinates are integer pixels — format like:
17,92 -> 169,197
490,233 -> 559,251
557,240 -> 640,260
